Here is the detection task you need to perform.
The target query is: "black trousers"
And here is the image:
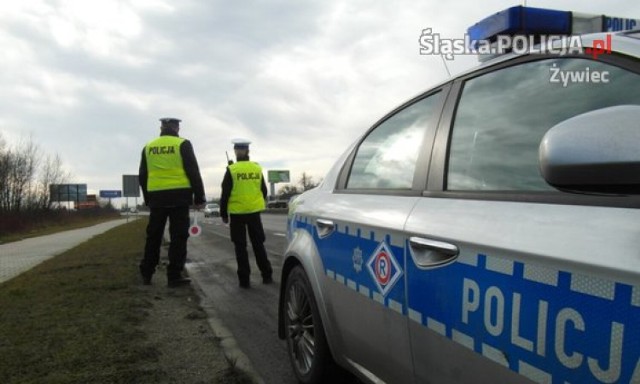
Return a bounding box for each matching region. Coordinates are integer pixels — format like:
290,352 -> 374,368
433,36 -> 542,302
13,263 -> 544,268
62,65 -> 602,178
140,206 -> 190,280
229,212 -> 272,283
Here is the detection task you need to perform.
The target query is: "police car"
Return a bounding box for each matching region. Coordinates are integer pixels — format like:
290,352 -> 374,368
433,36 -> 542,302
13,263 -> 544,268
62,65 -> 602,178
277,6 -> 640,384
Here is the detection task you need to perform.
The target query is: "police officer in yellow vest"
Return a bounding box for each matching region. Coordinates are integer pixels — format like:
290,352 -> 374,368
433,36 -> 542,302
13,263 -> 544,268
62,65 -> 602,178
220,139 -> 273,288
138,117 -> 206,287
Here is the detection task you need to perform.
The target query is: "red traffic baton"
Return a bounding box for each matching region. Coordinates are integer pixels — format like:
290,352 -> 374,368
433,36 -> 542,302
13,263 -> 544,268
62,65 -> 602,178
189,210 -> 202,237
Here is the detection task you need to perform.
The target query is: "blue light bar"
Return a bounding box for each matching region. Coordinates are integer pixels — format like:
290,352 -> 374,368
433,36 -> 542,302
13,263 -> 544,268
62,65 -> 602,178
468,6 -> 572,43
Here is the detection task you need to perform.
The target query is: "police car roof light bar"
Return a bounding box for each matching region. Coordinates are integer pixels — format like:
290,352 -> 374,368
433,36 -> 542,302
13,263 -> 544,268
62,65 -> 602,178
468,5 -> 640,49
468,6 -> 570,45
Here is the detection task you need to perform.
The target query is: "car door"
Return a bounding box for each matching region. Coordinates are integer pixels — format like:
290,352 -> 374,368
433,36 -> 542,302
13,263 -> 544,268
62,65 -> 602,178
310,88 -> 447,383
405,56 -> 640,383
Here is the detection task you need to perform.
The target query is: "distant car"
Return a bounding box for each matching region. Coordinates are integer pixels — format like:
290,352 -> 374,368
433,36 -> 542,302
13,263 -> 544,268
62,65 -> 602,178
277,16 -> 640,384
129,207 -> 138,213
203,203 -> 220,217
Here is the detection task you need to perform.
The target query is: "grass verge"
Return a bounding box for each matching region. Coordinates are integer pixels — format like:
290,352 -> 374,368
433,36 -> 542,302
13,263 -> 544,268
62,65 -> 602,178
0,219 -> 253,384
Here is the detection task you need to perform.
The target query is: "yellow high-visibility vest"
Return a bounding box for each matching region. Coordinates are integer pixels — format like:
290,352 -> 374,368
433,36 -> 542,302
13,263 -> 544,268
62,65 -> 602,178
145,136 -> 191,192
228,161 -> 265,214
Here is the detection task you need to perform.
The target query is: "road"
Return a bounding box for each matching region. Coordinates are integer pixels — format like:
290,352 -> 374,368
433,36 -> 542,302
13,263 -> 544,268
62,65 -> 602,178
186,212 -> 297,384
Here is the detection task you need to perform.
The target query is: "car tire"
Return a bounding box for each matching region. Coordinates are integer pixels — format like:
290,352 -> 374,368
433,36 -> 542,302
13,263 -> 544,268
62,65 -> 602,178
284,266 -> 342,384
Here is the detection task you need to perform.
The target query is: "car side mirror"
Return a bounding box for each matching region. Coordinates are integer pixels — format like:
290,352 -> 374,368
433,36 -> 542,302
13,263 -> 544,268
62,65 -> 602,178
539,105 -> 640,195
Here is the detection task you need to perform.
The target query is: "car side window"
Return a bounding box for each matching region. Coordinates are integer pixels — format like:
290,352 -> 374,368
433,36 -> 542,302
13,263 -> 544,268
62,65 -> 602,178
447,58 -> 640,191
347,92 -> 441,189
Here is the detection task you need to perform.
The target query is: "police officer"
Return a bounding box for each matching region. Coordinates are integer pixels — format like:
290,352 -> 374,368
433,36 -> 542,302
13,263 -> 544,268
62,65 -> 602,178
220,139 -> 273,288
138,117 -> 206,287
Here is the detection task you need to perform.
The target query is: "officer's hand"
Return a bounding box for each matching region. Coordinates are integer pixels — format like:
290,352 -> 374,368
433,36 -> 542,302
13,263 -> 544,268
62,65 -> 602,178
222,216 -> 229,224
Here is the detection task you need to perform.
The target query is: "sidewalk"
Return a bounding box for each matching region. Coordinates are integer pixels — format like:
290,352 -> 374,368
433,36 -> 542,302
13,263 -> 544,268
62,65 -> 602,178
0,218 -> 132,284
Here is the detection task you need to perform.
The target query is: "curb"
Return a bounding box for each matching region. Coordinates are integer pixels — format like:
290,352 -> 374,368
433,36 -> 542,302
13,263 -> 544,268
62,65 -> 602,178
163,221 -> 265,384
186,267 -> 266,384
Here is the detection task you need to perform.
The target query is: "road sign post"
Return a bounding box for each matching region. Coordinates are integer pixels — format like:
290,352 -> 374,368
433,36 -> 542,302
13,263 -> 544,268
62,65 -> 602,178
122,175 -> 140,213
267,170 -> 290,200
50,184 -> 88,209
99,190 -> 122,209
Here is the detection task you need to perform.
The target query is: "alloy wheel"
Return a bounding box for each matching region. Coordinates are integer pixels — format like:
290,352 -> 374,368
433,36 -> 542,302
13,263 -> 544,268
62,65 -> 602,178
286,280 -> 316,376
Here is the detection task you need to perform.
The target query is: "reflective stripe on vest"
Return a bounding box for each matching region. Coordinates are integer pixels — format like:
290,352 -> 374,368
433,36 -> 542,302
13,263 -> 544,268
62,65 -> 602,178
228,161 -> 265,214
145,136 -> 191,192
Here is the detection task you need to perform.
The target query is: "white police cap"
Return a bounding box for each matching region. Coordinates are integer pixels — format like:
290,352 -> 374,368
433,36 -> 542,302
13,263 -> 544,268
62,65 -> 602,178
159,117 -> 181,125
232,138 -> 251,150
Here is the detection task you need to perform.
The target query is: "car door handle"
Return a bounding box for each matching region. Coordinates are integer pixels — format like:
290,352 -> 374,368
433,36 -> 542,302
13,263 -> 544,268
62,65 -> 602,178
409,236 -> 459,268
316,219 -> 335,239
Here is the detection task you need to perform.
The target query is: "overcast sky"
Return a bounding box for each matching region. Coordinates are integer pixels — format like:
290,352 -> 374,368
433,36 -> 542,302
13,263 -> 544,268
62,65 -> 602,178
1,0 -> 637,204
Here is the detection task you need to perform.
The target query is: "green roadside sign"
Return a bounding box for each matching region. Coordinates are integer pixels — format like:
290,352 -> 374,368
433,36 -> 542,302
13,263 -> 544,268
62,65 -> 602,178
268,170 -> 290,183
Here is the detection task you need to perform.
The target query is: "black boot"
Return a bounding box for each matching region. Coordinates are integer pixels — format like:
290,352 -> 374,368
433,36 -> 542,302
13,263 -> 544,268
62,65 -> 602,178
167,270 -> 190,288
139,265 -> 152,285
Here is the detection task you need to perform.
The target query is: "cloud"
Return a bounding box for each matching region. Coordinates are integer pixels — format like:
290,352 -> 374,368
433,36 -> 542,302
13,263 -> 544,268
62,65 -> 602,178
1,0 -> 639,203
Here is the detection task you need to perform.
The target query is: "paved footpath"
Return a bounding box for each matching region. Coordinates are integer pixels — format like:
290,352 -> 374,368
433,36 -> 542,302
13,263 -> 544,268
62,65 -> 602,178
0,219 -> 132,284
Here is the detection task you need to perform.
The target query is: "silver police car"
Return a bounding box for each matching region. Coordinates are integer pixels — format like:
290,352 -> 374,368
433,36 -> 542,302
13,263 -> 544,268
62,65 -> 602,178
278,8 -> 640,384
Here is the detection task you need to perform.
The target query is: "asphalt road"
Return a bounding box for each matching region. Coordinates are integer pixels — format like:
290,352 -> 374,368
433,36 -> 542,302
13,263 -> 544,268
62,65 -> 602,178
185,212 -> 297,384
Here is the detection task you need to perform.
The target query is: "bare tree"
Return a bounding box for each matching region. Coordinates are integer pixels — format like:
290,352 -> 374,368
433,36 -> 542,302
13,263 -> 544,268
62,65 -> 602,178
299,172 -> 320,191
0,134 -> 9,211
34,153 -> 69,210
277,184 -> 300,198
8,137 -> 39,212
0,135 -> 44,212
0,133 -> 70,213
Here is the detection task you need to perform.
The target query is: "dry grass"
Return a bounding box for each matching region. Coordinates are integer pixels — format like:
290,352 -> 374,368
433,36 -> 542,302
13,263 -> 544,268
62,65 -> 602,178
0,219 -> 254,384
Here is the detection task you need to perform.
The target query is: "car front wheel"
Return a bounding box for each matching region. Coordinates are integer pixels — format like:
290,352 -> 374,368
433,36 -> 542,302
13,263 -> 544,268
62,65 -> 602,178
284,266 -> 342,384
